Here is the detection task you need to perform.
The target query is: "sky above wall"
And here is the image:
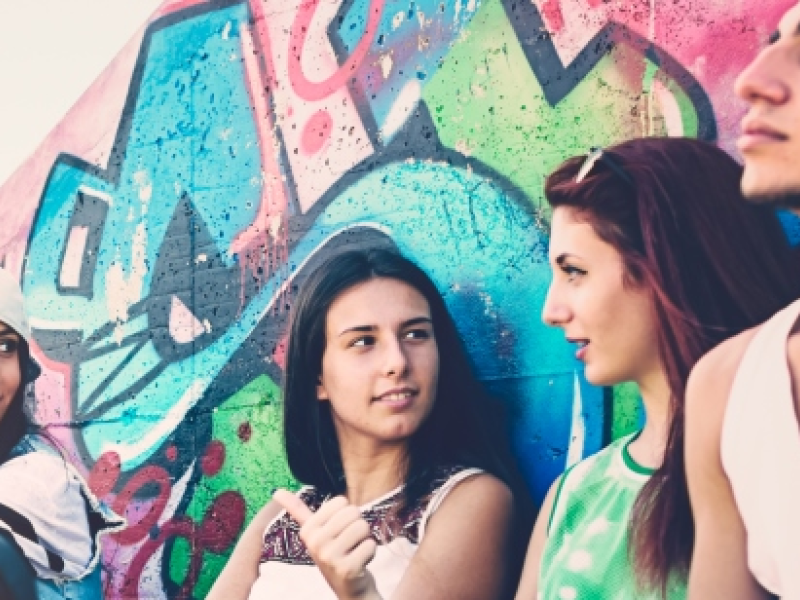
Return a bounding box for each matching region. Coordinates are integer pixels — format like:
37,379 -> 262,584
0,0 -> 163,186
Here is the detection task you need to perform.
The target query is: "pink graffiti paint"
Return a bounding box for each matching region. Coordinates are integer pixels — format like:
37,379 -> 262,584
541,0 -> 565,33
301,109 -> 334,155
287,0 -> 386,101
122,490 -> 246,598
231,18 -> 291,310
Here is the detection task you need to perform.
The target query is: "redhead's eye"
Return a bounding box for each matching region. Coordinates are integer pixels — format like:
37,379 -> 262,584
560,264 -> 587,282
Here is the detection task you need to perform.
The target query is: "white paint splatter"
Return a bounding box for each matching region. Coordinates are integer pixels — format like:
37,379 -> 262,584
653,79 -> 684,137
133,170 -> 152,202
380,53 -> 394,79
222,20 -> 232,40
105,222 -> 148,327
380,79 -> 422,141
566,371 -> 586,468
455,139 -> 474,157
392,11 -> 405,30
169,295 -> 206,344
471,83 -> 486,97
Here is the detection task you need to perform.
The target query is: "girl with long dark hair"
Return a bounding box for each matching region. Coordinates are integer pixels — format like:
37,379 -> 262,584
0,268 -> 124,600
515,137 -> 800,599
210,248 -> 521,600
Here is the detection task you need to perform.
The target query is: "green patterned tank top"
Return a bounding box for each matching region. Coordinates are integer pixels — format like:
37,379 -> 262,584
538,433 -> 687,599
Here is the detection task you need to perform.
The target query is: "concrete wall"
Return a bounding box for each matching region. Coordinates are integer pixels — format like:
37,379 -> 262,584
0,0 -> 792,597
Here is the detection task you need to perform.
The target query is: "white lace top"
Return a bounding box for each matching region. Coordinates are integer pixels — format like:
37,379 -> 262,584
247,466 -> 482,599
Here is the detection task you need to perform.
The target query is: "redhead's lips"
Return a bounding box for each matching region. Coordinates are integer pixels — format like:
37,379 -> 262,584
738,120 -> 789,151
567,338 -> 590,361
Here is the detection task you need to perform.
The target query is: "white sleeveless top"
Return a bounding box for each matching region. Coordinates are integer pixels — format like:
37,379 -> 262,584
247,467 -> 482,599
722,297 -> 800,598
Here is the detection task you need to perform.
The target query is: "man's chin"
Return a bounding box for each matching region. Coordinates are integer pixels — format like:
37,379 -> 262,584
742,173 -> 800,211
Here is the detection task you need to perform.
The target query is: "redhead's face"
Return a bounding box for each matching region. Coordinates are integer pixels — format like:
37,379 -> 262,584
542,207 -> 662,388
0,320 -> 22,425
735,3 -> 800,204
316,278 -> 439,447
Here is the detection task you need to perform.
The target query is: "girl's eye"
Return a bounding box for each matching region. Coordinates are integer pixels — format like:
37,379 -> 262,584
0,340 -> 19,354
561,265 -> 587,281
404,328 -> 431,340
350,336 -> 376,348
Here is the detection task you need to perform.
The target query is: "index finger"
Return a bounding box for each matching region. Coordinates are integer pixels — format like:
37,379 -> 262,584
273,489 -> 314,525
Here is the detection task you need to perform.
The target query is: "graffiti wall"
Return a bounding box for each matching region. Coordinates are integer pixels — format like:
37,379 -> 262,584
0,0 -> 792,597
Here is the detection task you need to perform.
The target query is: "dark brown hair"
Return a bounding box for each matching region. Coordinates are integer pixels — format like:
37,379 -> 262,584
0,340 -> 32,463
544,137 -> 800,596
283,249 -> 516,512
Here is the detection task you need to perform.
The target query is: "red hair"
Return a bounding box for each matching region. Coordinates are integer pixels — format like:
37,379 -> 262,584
545,137 -> 800,595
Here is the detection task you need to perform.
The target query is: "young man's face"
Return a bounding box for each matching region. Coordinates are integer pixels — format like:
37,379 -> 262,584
735,3 -> 800,207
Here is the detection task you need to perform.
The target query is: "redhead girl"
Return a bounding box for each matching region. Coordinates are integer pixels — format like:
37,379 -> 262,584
515,138 -> 800,599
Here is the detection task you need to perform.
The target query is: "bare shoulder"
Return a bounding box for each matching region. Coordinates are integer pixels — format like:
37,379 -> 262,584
440,473 -> 513,509
427,473 -> 513,529
687,325 -> 762,417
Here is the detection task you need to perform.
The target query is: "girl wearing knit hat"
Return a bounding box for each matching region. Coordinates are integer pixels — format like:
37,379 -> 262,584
0,268 -> 124,600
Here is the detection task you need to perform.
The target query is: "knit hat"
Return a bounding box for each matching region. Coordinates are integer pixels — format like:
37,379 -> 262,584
0,268 -> 41,383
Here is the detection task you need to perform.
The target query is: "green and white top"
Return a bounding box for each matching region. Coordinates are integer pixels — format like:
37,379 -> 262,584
538,433 -> 686,600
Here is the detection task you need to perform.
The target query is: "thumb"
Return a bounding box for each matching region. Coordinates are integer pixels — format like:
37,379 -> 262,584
273,488 -> 314,525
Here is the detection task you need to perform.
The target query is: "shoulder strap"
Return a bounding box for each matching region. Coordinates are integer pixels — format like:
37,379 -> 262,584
418,468 -> 483,541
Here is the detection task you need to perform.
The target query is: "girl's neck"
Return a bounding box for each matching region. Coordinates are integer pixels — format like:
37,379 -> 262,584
338,438 -> 408,506
629,370 -> 672,470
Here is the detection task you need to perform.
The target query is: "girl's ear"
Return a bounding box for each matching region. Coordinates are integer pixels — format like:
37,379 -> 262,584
316,376 -> 329,401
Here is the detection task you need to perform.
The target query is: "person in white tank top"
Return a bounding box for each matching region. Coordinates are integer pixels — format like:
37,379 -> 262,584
685,4 -> 800,599
207,249 -> 523,600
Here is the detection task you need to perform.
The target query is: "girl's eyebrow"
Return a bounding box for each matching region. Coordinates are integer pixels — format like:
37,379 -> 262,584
338,316 -> 432,337
555,253 -> 582,266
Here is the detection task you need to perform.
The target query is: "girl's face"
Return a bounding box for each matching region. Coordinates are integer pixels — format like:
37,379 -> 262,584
0,320 -> 21,425
542,207 -> 662,388
317,278 -> 439,447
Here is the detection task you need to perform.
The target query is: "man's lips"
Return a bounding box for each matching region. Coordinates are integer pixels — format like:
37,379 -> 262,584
739,120 -> 789,151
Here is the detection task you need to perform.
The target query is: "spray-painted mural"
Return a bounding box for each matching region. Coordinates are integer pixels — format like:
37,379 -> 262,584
0,0 -> 792,597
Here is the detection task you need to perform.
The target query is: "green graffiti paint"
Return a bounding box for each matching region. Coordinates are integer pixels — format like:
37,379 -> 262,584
168,375 -> 297,597
424,0 -> 698,212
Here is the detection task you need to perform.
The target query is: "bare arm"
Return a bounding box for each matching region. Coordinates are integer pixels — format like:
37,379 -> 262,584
207,500 -> 283,600
514,475 -> 561,600
685,333 -> 770,600
391,473 -> 514,600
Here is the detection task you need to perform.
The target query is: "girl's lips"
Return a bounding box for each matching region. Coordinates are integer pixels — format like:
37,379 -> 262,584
576,344 -> 588,361
374,392 -> 416,411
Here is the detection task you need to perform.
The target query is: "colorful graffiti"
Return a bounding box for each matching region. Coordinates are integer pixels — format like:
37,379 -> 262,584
0,0 -> 793,597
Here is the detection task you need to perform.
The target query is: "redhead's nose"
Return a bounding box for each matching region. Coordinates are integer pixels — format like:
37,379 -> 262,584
542,284 -> 570,327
